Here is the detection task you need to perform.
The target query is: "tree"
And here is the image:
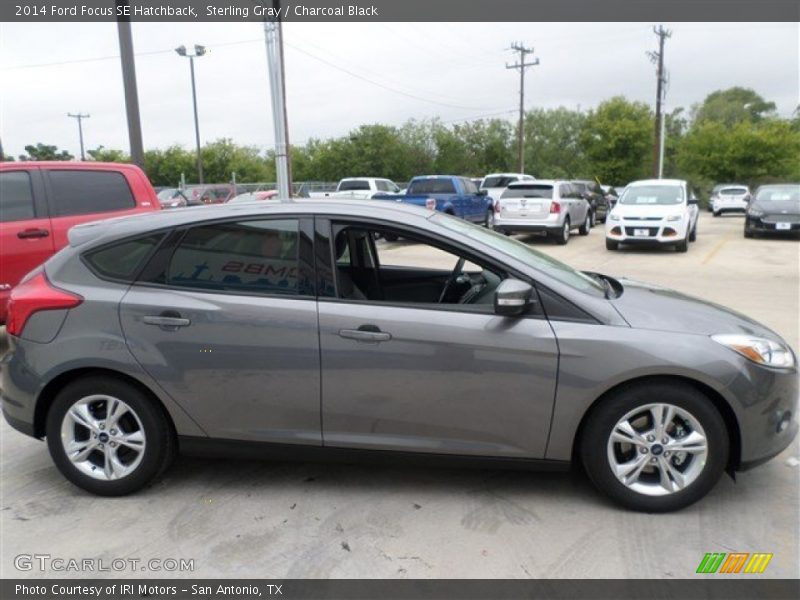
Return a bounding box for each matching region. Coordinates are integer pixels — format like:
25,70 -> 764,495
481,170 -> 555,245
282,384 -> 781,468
200,138 -> 270,183
677,119 -> 800,185
580,97 -> 653,185
87,146 -> 129,163
693,87 -> 777,127
523,107 -> 587,179
18,143 -> 73,161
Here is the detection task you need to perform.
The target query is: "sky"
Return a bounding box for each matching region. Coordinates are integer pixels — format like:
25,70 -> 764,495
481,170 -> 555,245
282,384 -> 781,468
0,21 -> 798,159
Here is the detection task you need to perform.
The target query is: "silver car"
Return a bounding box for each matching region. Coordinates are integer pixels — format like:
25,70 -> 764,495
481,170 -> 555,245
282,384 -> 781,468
492,180 -> 592,244
1,200 -> 797,511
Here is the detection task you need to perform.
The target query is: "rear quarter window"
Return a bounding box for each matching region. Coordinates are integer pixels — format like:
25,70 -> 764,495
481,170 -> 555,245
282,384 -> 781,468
0,171 -> 36,222
48,170 -> 136,217
84,234 -> 164,281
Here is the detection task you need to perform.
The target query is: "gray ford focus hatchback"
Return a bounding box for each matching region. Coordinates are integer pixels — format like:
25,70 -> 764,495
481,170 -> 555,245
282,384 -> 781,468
1,200 -> 796,512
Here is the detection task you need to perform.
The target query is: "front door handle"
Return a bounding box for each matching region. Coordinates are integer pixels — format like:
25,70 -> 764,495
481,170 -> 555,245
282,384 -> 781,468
17,228 -> 50,239
339,325 -> 391,343
143,311 -> 191,330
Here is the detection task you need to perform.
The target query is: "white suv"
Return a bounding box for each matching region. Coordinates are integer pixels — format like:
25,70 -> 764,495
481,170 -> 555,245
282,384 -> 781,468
605,179 -> 699,252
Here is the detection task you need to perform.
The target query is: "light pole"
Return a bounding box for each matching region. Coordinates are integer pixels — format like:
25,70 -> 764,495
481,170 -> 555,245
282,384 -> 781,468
175,44 -> 206,184
67,113 -> 90,160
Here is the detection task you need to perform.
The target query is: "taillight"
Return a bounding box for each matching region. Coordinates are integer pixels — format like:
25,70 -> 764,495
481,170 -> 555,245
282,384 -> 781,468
494,201 -> 501,214
425,198 -> 437,211
550,202 -> 561,214
6,271 -> 83,337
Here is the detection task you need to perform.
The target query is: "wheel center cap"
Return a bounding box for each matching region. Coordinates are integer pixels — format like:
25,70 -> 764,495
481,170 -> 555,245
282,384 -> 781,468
650,443 -> 664,456
98,432 -> 109,443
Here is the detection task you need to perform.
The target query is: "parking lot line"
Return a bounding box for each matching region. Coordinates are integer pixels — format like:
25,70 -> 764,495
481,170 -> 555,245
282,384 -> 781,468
702,234 -> 732,265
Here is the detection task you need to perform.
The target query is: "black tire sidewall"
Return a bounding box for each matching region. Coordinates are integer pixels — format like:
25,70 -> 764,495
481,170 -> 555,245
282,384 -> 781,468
581,382 -> 729,512
46,376 -> 173,496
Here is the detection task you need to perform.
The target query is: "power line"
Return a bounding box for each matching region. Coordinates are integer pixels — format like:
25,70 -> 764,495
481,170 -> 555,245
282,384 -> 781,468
506,42 -> 539,173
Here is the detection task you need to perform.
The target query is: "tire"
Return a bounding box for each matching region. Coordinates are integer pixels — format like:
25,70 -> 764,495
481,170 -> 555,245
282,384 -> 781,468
675,235 -> 689,253
46,376 -> 176,496
744,229 -> 754,239
606,238 -> 618,251
485,210 -> 495,230
555,219 -> 570,245
689,226 -> 697,242
580,380 -> 728,512
712,211 -> 720,217
589,211 -> 596,228
578,213 -> 591,236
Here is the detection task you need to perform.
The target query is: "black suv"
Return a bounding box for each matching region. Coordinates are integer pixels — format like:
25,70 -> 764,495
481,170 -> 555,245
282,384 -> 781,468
572,180 -> 609,223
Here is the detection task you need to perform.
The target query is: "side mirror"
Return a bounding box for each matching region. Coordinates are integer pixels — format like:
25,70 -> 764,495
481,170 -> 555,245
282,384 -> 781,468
477,189 -> 488,196
494,279 -> 534,317
688,197 -> 699,205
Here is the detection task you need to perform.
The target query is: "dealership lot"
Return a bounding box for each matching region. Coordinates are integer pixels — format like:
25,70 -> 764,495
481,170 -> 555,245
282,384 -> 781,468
1,212 -> 797,579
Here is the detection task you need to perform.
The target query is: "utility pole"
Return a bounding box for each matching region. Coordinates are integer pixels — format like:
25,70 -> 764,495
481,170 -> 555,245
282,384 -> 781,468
116,0 -> 145,169
67,113 -> 90,160
648,25 -> 671,178
506,42 -> 539,173
263,0 -> 292,199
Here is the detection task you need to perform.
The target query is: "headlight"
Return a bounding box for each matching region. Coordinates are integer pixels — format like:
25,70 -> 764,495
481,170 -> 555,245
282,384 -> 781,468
609,214 -> 620,221
748,209 -> 764,217
666,215 -> 682,222
712,334 -> 796,368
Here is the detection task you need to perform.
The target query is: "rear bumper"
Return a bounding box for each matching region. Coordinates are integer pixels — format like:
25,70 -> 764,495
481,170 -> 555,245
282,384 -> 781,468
0,344 -> 38,439
712,201 -> 748,213
493,214 -> 563,234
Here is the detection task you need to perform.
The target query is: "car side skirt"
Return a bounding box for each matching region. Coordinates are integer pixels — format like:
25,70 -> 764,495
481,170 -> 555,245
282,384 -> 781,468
178,436 -> 572,472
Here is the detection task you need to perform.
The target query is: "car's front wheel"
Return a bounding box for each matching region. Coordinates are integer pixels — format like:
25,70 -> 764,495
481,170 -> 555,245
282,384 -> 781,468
580,381 -> 728,512
46,376 -> 176,496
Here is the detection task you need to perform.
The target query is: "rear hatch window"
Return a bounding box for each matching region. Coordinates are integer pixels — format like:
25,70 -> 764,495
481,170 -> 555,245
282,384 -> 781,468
501,185 -> 553,199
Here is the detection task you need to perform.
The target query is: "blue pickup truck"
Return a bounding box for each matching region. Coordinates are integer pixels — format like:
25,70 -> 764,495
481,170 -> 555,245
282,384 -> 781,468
373,175 -> 492,225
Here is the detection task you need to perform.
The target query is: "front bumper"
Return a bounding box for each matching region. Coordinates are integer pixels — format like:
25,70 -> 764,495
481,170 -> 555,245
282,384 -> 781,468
605,219 -> 688,245
746,215 -> 800,234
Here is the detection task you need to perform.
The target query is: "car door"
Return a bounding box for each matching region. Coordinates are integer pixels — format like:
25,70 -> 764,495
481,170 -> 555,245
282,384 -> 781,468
461,177 -> 485,222
316,218 -> 559,458
119,216 -> 322,445
0,168 -> 55,302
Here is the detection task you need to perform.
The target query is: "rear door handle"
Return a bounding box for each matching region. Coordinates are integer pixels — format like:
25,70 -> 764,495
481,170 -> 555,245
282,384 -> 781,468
339,325 -> 391,343
17,228 -> 50,239
143,312 -> 191,329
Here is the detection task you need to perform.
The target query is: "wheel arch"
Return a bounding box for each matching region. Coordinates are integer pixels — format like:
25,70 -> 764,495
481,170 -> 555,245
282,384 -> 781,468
34,367 -> 178,440
570,374 -> 741,472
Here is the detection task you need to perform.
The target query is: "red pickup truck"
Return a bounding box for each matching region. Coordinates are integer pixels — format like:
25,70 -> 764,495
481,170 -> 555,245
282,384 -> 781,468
0,161 -> 160,323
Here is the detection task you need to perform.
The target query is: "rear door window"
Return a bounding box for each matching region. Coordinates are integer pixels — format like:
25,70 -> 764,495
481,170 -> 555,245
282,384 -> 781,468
164,219 -> 310,296
47,170 -> 136,216
0,171 -> 36,222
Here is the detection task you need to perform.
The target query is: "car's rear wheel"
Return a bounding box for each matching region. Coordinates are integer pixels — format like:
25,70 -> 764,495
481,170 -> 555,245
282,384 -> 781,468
555,219 -> 570,245
46,376 -> 176,496
580,381 -> 728,512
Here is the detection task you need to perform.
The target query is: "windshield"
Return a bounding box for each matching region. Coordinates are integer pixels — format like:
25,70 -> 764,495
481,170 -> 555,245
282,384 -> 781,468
482,176 -> 518,188
338,180 -> 370,191
720,187 -> 748,196
431,213 -> 605,296
619,185 -> 684,205
754,185 -> 800,205
501,184 -> 553,199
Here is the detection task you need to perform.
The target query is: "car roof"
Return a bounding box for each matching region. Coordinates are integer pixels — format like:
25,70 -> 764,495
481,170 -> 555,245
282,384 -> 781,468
0,161 -> 144,172
483,173 -> 527,178
627,179 -> 686,187
67,198 -> 436,248
506,179 -> 562,187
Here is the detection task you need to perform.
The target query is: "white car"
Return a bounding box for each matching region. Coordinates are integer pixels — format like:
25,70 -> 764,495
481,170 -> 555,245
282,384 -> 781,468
480,173 -> 535,208
325,177 -> 401,199
605,179 -> 699,252
492,180 -> 592,244
711,184 -> 751,216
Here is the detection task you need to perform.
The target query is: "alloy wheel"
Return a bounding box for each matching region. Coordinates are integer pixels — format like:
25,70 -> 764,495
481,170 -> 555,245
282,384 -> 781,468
606,402 -> 708,496
60,395 -> 146,481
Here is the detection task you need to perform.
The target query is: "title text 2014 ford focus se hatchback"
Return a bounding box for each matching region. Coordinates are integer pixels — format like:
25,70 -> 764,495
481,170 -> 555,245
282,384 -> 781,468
1,200 -> 797,511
